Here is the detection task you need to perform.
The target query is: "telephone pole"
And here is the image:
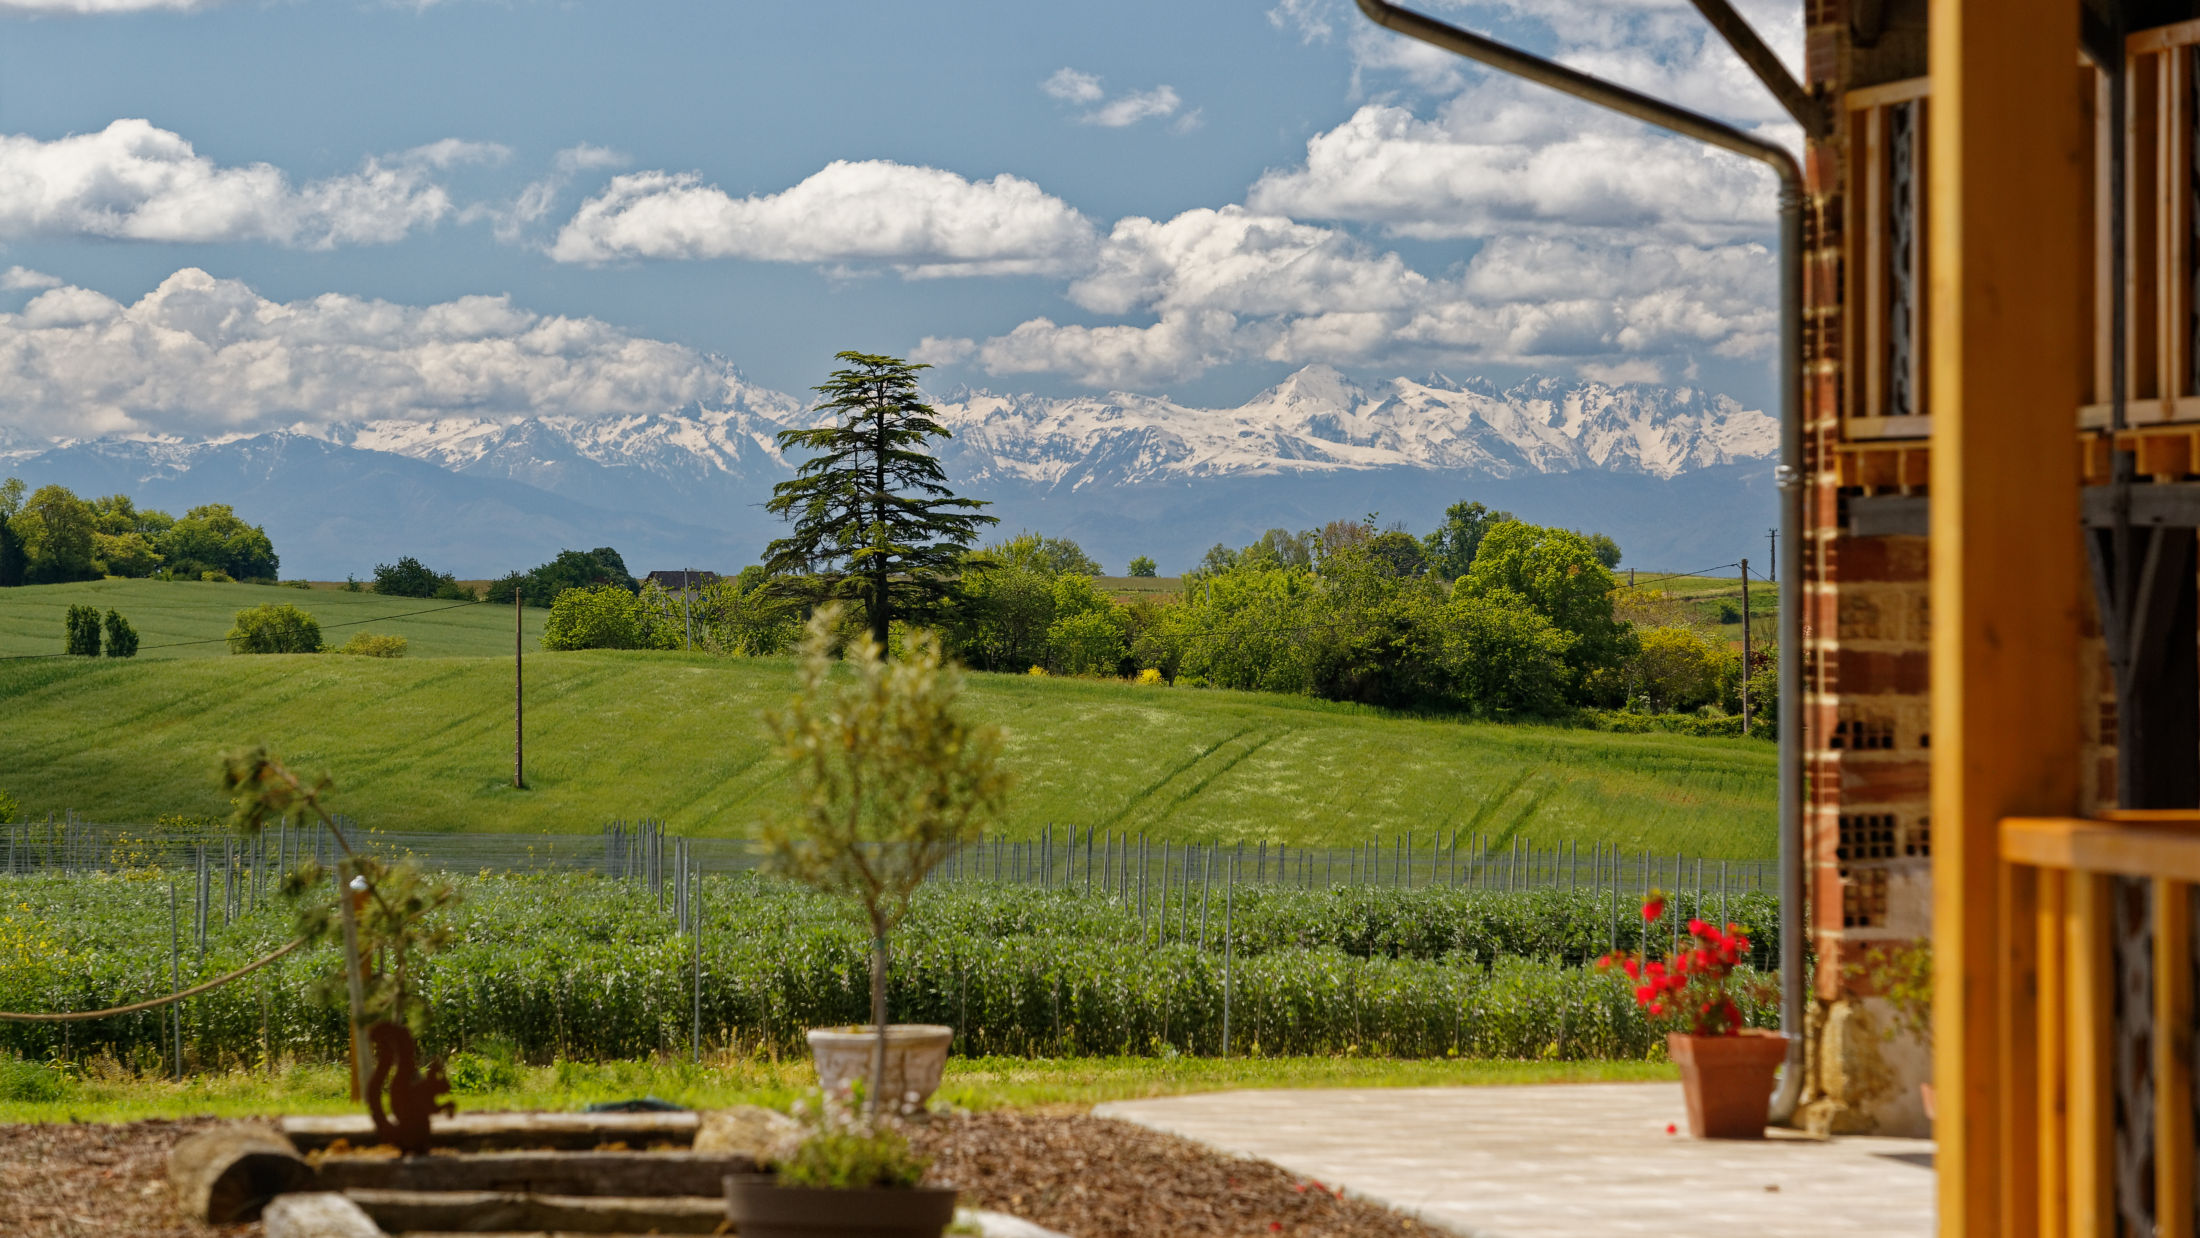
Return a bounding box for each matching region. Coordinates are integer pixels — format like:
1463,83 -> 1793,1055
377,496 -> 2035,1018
1767,528 -> 1778,582
1739,558 -> 1752,735
514,587 -> 525,790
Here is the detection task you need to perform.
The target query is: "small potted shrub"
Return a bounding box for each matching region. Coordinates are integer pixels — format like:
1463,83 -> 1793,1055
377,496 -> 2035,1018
724,1093 -> 957,1238
1600,892 -> 1785,1139
738,607 -> 1007,1237
763,607 -> 1007,1116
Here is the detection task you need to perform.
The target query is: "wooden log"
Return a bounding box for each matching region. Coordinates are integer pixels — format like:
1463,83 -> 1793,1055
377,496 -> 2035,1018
280,1110 -> 698,1152
167,1123 -> 316,1223
314,1149 -> 757,1197
344,1187 -> 726,1234
262,1192 -> 382,1238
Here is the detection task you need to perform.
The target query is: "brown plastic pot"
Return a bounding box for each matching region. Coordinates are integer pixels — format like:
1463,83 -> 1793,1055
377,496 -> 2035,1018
1667,1030 -> 1792,1139
724,1173 -> 959,1238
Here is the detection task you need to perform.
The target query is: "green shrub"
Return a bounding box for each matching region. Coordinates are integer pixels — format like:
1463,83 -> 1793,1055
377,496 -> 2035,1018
776,1126 -> 929,1189
0,876 -> 1777,1069
200,570 -> 235,584
542,584 -> 654,651
0,791 -> 18,825
0,1056 -> 64,1103
226,602 -> 323,654
63,604 -> 100,656
102,610 -> 138,658
444,1038 -> 523,1094
336,633 -> 408,659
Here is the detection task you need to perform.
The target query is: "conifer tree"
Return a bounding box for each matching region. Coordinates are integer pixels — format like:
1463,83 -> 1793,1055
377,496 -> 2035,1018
763,352 -> 996,647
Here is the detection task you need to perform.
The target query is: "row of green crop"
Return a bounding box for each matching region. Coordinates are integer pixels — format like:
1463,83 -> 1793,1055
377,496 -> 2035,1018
0,874 -> 1780,1068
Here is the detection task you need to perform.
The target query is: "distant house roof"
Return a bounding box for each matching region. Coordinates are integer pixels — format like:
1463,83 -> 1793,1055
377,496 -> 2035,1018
646,570 -> 721,590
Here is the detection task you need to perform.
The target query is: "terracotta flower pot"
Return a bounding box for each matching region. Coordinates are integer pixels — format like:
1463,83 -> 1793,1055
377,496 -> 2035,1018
1667,1030 -> 1792,1139
807,1025 -> 954,1108
724,1173 -> 959,1238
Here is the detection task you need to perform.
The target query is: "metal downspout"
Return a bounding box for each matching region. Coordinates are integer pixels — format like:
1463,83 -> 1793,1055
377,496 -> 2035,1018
1352,0 -> 1811,1121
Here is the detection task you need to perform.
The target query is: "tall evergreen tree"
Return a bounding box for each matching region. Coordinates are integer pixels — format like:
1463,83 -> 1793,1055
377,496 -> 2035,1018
763,352 -> 996,648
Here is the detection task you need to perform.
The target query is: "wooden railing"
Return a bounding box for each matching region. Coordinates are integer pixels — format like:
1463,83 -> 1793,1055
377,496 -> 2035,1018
1844,77 -> 1931,442
2081,21 -> 2200,456
2001,812 -> 2200,1236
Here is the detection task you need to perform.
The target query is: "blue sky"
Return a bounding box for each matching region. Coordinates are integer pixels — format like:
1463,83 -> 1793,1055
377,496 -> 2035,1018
0,0 -> 1800,443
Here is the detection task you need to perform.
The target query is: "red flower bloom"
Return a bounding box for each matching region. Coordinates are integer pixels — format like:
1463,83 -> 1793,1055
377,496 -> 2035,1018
1642,896 -> 1666,922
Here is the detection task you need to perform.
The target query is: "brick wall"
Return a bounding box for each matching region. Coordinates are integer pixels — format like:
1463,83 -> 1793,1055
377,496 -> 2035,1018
1795,0 -> 1935,1137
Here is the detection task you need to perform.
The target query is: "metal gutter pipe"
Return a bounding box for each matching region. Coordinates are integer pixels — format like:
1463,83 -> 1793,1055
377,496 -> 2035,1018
1353,0 -> 1811,1122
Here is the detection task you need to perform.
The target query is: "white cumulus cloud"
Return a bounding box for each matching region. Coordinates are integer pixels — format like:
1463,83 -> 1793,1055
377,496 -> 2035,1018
549,159 -> 1098,276
0,265 -> 60,290
963,206 -> 1772,387
1249,99 -> 1779,245
0,119 -> 462,248
0,268 -> 738,441
1040,68 -> 1187,128
1041,68 -> 1105,104
0,0 -> 207,9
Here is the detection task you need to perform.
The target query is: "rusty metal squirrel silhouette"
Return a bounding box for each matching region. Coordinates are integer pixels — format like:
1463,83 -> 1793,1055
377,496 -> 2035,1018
365,1022 -> 453,1155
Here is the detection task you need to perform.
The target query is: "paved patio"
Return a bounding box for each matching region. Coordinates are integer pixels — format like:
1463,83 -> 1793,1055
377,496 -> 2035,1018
1092,1083 -> 1935,1238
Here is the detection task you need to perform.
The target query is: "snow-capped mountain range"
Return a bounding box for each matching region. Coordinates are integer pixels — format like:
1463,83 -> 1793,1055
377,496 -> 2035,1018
324,365 -> 1775,497
1,367 -> 1778,577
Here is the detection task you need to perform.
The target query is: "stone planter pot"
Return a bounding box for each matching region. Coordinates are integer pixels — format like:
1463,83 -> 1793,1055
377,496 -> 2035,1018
725,1174 -> 958,1238
1668,1030 -> 1792,1139
806,1025 -> 954,1109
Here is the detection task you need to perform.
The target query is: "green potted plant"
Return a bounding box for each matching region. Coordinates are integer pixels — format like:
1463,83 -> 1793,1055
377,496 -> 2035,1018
1601,892 -> 1785,1139
736,607 -> 1007,1236
724,1092 -> 957,1238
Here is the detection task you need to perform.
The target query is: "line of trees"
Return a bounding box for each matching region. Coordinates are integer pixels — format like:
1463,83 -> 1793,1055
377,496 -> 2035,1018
513,351 -> 1765,730
0,479 -> 279,585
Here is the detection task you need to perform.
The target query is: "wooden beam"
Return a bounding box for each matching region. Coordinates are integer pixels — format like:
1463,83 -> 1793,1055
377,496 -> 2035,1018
2066,874 -> 2116,1238
2155,879 -> 2195,1238
1929,2 -> 2088,1234
2036,870 -> 2069,1238
278,1111 -> 698,1154
2003,817 -> 2200,882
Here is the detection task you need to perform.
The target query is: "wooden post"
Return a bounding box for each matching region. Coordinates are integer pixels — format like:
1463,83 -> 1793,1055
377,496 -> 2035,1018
1928,1 -> 2086,1231
339,870 -> 372,1101
1739,558 -> 1752,733
169,880 -> 183,1080
513,587 -> 525,790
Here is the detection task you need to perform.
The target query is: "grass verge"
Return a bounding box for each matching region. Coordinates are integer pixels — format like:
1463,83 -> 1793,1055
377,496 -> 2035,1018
0,1053 -> 1677,1124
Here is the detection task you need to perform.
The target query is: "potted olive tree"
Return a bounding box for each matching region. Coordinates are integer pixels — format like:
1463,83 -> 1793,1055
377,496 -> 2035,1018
729,606 -> 1008,1237
1600,892 -> 1785,1139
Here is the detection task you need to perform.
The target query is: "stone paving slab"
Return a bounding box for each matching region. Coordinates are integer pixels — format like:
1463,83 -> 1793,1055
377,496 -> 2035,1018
1093,1083 -> 1934,1238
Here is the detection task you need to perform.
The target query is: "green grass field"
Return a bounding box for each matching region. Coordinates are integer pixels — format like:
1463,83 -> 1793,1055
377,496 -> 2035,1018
0,580 -> 1774,853
0,577 -> 543,659
0,1053 -> 1676,1123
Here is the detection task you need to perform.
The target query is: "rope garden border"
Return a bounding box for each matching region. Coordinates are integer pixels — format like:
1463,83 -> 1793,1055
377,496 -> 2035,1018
0,936 -> 307,1021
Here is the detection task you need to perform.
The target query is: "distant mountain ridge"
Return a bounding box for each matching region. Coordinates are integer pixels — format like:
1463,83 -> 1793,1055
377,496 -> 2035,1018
0,366 -> 1778,578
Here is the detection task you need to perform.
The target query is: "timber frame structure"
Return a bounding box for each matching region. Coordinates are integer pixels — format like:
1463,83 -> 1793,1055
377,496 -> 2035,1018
1816,0 -> 2200,1231
1352,0 -> 2200,1232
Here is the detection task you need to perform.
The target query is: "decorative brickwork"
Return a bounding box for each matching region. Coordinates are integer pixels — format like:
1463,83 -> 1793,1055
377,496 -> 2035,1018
1796,0 -> 1934,1139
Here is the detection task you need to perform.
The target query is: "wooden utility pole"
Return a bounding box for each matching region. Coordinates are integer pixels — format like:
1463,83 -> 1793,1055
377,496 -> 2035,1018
1738,558 -> 1752,734
514,588 -> 525,790
1766,528 -> 1777,582
683,567 -> 694,652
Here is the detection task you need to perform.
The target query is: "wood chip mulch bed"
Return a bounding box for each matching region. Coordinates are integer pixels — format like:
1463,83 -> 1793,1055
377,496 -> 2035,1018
917,1111 -> 1428,1238
0,1112 -> 1428,1238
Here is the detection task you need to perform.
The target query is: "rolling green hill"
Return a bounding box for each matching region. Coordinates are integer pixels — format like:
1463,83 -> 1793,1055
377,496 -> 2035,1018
0,581 -> 1774,854
0,578 -> 543,660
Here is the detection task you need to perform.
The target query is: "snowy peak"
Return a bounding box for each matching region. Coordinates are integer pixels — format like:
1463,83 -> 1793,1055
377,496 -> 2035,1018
925,366 -> 1775,487
3,367 -> 1775,505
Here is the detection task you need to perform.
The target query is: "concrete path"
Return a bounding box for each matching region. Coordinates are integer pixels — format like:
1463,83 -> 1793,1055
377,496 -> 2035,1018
1093,1083 -> 1934,1238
